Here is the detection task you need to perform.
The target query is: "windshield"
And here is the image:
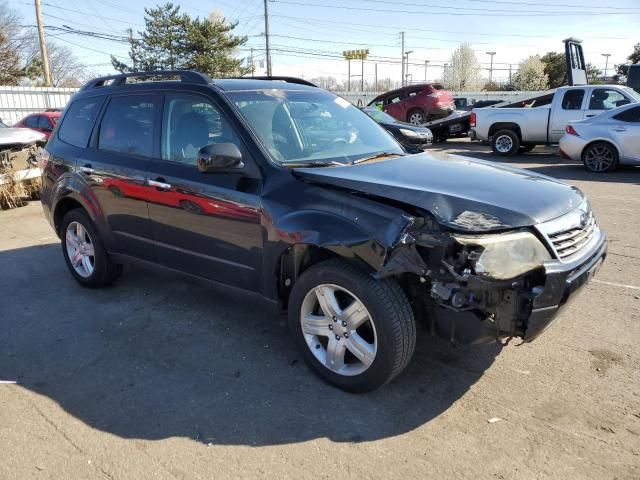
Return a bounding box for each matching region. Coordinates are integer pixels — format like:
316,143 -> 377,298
226,89 -> 402,165
363,108 -> 397,124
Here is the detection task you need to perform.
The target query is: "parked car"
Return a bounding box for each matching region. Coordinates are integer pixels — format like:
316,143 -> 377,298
559,103 -> 640,172
367,83 -> 454,125
14,111 -> 61,140
470,85 -> 640,156
42,71 -> 606,392
361,106 -> 432,152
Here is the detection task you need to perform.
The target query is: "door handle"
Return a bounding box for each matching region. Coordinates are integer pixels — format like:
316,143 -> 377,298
613,127 -> 626,132
585,114 -> 596,117
79,165 -> 95,174
148,178 -> 172,190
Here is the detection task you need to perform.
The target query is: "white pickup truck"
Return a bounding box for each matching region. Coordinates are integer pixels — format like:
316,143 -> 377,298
469,85 -> 640,156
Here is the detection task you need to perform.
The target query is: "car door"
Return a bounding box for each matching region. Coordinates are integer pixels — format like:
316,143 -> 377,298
82,93 -> 160,261
146,91 -> 263,290
548,88 -> 586,142
383,92 -> 407,121
583,88 -> 632,119
611,105 -> 640,162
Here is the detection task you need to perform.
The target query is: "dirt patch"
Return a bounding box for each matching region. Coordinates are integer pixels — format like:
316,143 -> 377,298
589,349 -> 624,375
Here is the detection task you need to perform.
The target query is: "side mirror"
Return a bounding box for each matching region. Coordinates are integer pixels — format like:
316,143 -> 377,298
197,143 -> 244,173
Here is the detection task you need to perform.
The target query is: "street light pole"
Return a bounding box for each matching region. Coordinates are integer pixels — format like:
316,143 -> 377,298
405,50 -> 413,85
601,53 -> 611,80
486,51 -> 496,84
263,0 -> 272,76
424,60 -> 430,82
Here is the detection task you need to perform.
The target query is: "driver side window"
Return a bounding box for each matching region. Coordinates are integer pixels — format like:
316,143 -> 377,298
161,94 -> 241,165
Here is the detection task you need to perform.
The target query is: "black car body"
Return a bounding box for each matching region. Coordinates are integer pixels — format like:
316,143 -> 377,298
362,107 -> 432,153
41,71 -> 607,392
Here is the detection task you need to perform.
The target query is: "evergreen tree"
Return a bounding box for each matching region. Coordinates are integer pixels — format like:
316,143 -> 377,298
112,2 -> 249,77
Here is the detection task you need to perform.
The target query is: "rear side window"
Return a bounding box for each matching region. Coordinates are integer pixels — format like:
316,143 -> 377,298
98,95 -> 156,157
588,89 -> 627,110
562,89 -> 584,110
613,106 -> 640,123
58,97 -> 102,147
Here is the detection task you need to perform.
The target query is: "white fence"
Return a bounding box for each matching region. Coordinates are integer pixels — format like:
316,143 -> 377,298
0,86 -> 77,125
0,85 -> 544,126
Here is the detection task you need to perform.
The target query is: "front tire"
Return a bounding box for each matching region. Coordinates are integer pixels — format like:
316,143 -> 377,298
491,129 -> 520,156
288,259 -> 416,392
582,142 -> 619,173
60,209 -> 122,288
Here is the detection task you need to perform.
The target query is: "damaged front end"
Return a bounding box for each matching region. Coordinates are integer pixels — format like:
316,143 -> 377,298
377,212 -> 600,345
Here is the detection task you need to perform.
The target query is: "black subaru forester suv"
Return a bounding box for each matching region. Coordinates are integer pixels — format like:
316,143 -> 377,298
41,71 -> 607,392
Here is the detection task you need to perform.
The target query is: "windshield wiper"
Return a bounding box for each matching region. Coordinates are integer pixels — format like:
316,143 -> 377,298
353,152 -> 402,164
280,159 -> 349,168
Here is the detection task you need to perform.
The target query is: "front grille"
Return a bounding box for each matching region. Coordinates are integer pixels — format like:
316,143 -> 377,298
547,210 -> 596,260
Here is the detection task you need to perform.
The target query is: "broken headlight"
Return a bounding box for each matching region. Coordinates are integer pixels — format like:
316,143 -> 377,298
455,231 -> 551,280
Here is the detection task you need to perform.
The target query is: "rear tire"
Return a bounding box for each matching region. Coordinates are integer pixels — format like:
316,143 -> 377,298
287,259 -> 416,392
407,108 -> 426,125
582,142 -> 619,173
60,209 -> 122,288
491,129 -> 520,156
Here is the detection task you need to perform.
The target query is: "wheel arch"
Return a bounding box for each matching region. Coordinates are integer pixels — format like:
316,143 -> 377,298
581,138 -> 621,161
489,122 -> 522,140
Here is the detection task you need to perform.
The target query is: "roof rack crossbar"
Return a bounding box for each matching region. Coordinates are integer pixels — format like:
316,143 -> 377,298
238,76 -> 317,87
81,70 -> 211,90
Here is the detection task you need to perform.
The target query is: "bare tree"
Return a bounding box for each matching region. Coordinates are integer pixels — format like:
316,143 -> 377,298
513,55 -> 549,91
444,43 -> 482,91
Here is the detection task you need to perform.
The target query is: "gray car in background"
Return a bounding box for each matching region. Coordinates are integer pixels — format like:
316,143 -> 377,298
559,103 -> 640,172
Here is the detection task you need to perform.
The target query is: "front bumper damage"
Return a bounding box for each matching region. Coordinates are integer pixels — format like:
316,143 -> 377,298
376,213 -> 607,345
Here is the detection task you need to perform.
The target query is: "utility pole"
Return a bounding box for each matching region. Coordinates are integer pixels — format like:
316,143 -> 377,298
361,55 -> 364,91
34,0 -> 51,86
400,31 -> 405,87
424,60 -> 430,82
601,53 -> 611,80
486,51 -> 496,84
263,0 -> 272,76
347,59 -> 351,90
250,48 -> 255,77
508,64 -> 513,85
374,63 -> 378,92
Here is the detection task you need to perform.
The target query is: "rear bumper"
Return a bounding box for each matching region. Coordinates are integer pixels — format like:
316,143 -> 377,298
524,235 -> 607,341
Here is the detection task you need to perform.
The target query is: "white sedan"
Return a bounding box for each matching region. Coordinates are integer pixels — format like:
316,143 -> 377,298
559,103 -> 640,172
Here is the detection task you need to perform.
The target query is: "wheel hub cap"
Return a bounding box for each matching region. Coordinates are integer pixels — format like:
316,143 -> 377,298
585,145 -> 613,171
495,135 -> 513,153
300,284 -> 377,376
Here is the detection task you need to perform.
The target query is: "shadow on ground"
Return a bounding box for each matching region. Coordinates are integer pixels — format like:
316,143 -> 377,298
0,244 -> 501,445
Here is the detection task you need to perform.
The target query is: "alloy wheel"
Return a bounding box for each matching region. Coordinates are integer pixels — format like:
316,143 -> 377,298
65,221 -> 95,278
409,112 -> 424,125
584,144 -> 615,172
300,284 -> 377,376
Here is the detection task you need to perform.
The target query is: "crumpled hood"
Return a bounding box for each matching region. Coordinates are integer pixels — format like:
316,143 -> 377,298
294,152 -> 584,231
0,127 -> 45,146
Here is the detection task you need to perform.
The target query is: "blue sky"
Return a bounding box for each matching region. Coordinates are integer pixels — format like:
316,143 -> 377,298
13,0 -> 640,83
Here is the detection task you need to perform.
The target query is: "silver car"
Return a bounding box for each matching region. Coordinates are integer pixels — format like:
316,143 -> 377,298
559,102 -> 640,172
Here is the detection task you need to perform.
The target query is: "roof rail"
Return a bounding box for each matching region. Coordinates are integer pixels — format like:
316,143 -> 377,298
240,76 -> 317,87
80,70 -> 212,90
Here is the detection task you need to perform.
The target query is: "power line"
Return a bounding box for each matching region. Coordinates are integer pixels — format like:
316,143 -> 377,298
360,0 -> 639,13
270,0 -> 639,16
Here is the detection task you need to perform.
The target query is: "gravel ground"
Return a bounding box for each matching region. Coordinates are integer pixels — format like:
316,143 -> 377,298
1,139 -> 639,479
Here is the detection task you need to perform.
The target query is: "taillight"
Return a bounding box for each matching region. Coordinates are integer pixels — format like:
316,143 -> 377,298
566,125 -> 579,136
470,112 -> 476,127
39,148 -> 51,168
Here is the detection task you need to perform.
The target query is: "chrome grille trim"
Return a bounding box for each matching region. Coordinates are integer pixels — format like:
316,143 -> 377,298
536,201 -> 601,263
